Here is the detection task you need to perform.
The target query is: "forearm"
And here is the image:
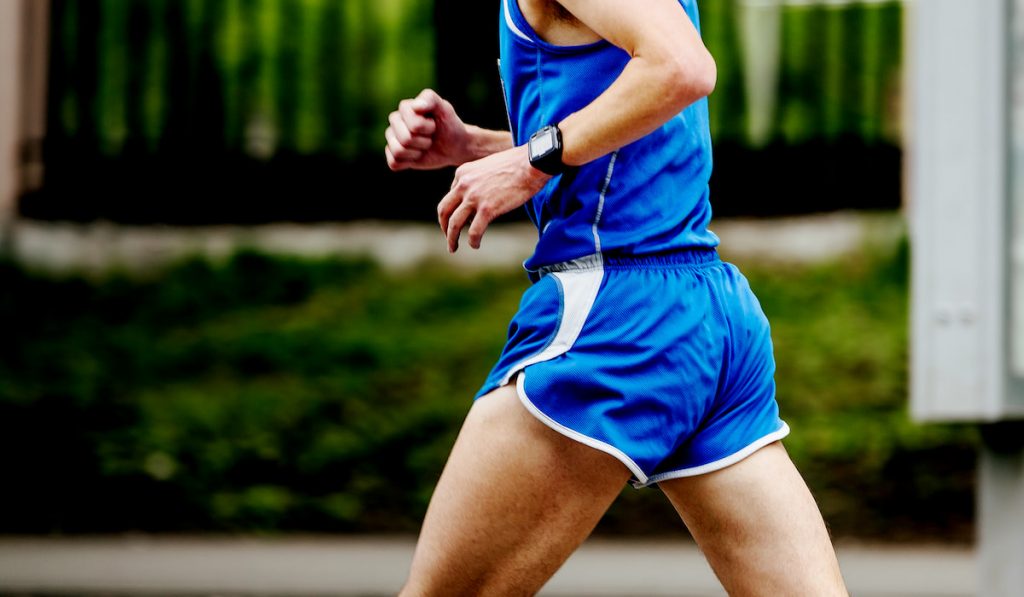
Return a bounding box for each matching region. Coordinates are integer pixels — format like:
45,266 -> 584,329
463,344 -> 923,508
462,125 -> 514,163
558,54 -> 714,167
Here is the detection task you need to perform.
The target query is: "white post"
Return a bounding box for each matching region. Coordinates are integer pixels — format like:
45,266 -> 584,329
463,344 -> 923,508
978,429 -> 1024,597
737,0 -> 782,147
0,0 -> 49,256
0,0 -> 24,254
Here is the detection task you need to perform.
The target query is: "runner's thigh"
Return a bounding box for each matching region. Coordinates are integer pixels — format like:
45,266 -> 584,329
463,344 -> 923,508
659,441 -> 848,597
400,378 -> 633,597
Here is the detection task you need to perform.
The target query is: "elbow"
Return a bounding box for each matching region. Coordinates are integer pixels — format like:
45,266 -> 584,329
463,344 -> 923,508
691,50 -> 717,99
663,48 -> 717,107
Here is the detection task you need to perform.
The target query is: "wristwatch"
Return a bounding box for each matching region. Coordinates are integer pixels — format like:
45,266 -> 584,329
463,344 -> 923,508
528,124 -> 569,176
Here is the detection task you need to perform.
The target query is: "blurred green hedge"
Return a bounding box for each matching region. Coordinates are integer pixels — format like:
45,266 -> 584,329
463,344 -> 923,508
0,240 -> 976,541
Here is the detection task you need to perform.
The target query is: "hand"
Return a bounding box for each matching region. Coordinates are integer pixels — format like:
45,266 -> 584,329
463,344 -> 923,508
385,88 -> 472,171
437,145 -> 552,253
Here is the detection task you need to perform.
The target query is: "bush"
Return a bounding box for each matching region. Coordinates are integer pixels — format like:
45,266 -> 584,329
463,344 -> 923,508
0,240 -> 976,541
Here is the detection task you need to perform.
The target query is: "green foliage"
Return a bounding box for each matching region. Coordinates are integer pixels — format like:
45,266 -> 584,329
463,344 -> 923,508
741,238 -> 975,542
0,241 -> 976,540
50,0 -> 901,158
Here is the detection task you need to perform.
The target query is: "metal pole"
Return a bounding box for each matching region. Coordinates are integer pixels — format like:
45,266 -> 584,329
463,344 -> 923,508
978,423 -> 1024,597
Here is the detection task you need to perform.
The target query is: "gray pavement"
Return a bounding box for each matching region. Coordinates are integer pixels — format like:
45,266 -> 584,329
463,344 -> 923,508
0,536 -> 974,596
3,211 -> 905,275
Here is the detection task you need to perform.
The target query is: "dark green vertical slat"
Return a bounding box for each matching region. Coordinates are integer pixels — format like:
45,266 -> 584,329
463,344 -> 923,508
295,0 -> 324,154
141,0 -> 170,150
236,0 -> 262,157
318,0 -> 344,156
276,0 -> 300,153
880,2 -> 903,144
193,0 -> 227,154
779,5 -> 817,144
859,3 -> 883,143
123,0 -> 149,153
357,0 -> 382,154
703,0 -> 745,144
839,5 -> 865,139
95,0 -> 128,155
219,0 -> 245,151
248,0 -> 280,159
402,0 -> 435,103
821,6 -> 844,141
338,0 -> 362,158
51,0 -> 80,141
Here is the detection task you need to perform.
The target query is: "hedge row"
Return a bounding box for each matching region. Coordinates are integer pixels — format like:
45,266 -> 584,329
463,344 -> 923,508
0,240 -> 976,541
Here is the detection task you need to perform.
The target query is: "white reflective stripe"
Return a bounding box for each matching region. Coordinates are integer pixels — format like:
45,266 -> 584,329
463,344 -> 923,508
499,264 -> 604,386
592,151 -> 618,253
633,422 -> 792,488
503,0 -> 532,42
516,370 -> 649,484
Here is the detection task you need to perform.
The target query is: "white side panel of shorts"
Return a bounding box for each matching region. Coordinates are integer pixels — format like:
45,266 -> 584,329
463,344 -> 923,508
498,266 -> 604,386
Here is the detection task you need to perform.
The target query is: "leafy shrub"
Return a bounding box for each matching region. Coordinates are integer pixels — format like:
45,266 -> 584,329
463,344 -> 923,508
0,240 -> 977,541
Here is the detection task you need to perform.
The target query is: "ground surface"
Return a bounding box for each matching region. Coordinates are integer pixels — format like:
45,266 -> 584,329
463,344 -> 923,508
5,211 -> 905,274
0,535 -> 974,597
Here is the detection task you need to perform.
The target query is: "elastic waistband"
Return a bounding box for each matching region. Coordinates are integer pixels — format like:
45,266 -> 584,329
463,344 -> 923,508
528,248 -> 720,281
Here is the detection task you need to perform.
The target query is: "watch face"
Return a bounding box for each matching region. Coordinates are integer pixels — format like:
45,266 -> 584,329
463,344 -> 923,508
530,129 -> 556,159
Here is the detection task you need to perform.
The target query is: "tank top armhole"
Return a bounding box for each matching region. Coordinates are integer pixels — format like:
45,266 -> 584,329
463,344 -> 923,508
502,0 -> 536,44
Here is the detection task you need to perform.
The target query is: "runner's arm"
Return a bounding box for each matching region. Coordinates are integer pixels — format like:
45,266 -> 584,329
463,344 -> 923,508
554,0 -> 716,166
437,0 -> 716,252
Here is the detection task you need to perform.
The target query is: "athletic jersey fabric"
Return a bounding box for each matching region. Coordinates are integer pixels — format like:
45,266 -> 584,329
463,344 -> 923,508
498,0 -> 720,274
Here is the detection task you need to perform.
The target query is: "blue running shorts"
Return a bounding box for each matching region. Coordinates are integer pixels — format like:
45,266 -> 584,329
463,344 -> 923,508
475,248 -> 790,488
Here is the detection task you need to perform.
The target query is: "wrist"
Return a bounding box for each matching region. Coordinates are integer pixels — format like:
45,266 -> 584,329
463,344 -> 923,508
521,144 -> 553,184
464,125 -> 514,163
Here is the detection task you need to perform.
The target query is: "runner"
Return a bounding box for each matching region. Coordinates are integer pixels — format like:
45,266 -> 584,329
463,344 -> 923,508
385,1 -> 849,594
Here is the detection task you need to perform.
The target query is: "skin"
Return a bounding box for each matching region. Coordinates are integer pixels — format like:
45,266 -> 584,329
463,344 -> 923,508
387,1 -> 849,594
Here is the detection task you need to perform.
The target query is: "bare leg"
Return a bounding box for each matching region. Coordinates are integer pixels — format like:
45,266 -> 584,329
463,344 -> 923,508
400,376 -> 633,596
659,441 -> 848,596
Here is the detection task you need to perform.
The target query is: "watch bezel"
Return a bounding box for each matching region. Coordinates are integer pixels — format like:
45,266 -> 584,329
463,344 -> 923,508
528,124 -> 566,175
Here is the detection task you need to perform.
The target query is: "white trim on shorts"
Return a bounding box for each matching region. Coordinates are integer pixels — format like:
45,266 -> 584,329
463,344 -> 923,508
632,422 -> 792,489
515,370 -> 649,484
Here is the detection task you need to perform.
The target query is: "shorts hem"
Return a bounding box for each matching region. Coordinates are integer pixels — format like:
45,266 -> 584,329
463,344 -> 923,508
514,369 -> 650,485
631,422 -> 792,489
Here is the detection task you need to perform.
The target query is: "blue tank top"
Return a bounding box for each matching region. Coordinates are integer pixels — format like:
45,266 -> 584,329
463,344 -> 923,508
498,0 -> 720,273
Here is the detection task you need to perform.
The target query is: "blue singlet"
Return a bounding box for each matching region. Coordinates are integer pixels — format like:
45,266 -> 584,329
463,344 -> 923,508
498,0 -> 721,274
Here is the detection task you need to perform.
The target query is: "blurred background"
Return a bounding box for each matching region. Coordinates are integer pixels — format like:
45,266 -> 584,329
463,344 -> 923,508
0,0 -> 976,560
